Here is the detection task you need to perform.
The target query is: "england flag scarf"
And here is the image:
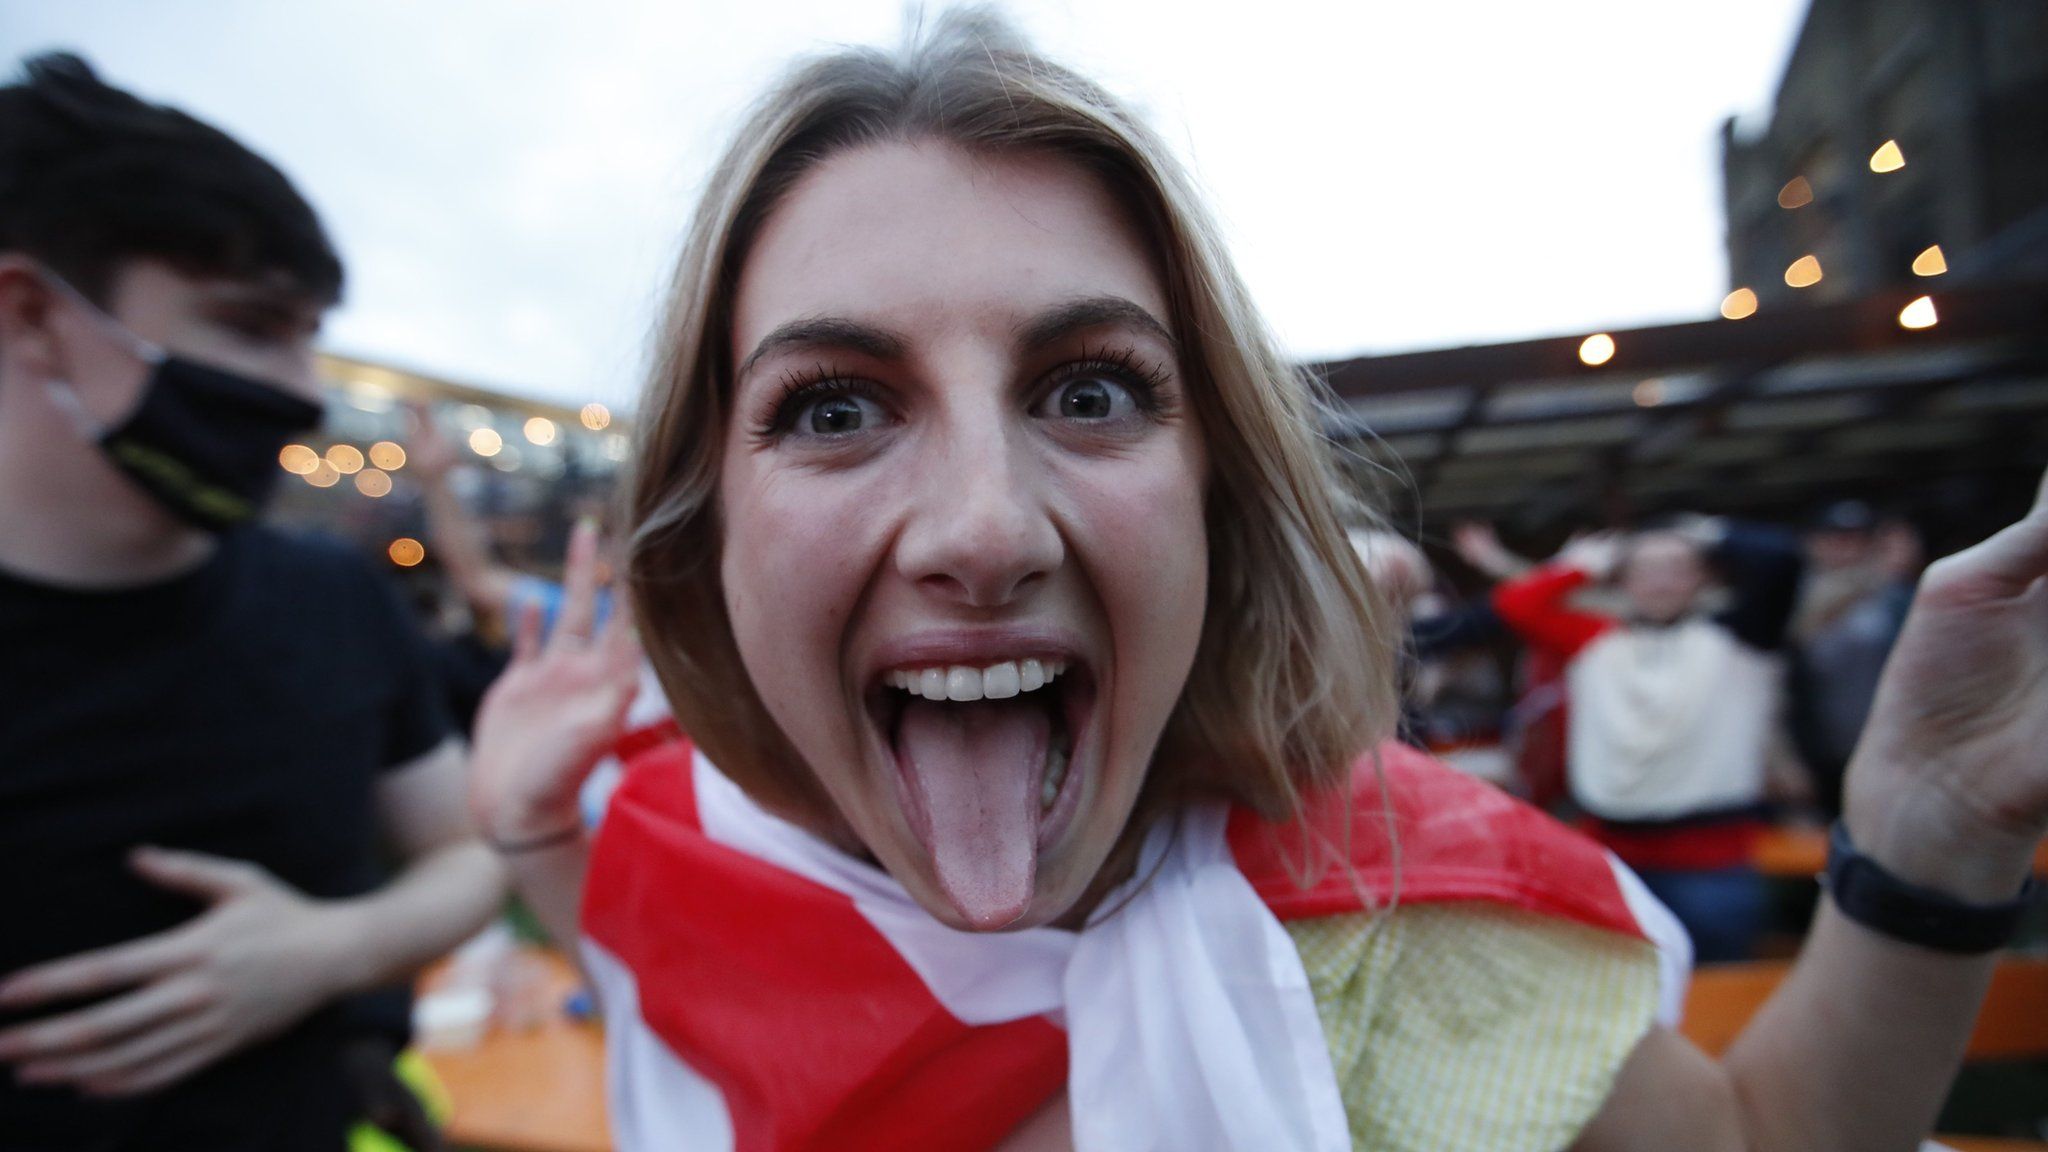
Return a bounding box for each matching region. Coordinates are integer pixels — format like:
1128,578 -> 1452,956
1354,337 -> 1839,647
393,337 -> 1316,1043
580,729 -> 1685,1152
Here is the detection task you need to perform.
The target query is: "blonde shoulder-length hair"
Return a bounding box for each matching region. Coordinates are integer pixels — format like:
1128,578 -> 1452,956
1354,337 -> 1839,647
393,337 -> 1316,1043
628,8 -> 1400,834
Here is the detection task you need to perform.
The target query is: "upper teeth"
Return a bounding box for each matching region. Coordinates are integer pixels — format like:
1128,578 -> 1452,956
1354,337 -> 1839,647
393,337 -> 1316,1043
886,659 -> 1068,702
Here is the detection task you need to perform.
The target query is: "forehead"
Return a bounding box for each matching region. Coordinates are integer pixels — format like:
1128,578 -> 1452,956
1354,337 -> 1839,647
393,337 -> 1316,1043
1629,534 -> 1703,569
731,141 -> 1168,359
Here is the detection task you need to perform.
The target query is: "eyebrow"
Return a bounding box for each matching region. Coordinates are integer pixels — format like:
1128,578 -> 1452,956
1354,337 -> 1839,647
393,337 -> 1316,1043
736,294 -> 1175,383
1014,295 -> 1175,354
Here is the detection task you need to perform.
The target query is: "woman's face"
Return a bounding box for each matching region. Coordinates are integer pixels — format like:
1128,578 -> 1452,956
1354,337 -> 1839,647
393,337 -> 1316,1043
720,141 -> 1209,932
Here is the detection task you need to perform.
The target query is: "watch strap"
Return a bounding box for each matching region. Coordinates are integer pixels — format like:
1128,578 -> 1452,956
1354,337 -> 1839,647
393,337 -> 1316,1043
1823,821 -> 2036,955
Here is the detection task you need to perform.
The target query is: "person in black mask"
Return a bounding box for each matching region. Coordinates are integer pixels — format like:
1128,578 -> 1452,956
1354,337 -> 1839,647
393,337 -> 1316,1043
0,53 -> 503,1152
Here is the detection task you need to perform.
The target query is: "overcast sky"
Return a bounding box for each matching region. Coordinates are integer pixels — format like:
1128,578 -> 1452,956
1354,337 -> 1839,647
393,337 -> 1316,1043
2,1 -> 1809,411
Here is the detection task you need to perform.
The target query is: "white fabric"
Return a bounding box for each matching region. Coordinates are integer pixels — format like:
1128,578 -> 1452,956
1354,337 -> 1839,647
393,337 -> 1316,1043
691,751 -> 1351,1152
1606,853 -> 1694,1027
581,936 -> 737,1152
1567,620 -> 1780,820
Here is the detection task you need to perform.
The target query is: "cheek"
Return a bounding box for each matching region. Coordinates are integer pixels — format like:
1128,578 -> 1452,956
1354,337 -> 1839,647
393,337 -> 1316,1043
1065,440 -> 1209,698
718,460 -> 879,700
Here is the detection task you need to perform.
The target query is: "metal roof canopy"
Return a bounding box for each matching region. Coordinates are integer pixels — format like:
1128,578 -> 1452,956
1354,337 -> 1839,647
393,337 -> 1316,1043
1311,282 -> 2048,531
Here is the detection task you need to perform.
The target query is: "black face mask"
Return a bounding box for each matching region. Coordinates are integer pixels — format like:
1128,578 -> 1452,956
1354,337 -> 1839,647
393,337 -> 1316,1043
42,274 -> 325,531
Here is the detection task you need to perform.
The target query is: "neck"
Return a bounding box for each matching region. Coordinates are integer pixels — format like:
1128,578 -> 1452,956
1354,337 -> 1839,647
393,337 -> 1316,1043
0,383 -> 215,588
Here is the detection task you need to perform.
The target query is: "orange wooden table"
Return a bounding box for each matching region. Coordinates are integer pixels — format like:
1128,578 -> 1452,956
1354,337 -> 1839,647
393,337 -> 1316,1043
416,950 -> 611,1152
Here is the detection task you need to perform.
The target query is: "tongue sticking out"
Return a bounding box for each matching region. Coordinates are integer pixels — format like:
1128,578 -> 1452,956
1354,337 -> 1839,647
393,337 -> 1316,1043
893,696 -> 1048,929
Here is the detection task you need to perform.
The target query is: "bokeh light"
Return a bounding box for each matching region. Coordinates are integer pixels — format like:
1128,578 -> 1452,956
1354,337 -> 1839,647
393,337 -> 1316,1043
1578,333 -> 1616,367
1869,139 -> 1905,173
354,468 -> 393,498
1898,296 -> 1938,330
1784,255 -> 1823,288
469,427 -> 503,457
369,440 -> 407,470
1633,379 -> 1665,407
325,444 -> 365,475
1720,288 -> 1759,320
580,403 -> 611,431
279,444 -> 319,475
388,537 -> 426,567
305,462 -> 340,488
1911,245 -> 1947,277
524,417 -> 557,446
1776,176 -> 1813,209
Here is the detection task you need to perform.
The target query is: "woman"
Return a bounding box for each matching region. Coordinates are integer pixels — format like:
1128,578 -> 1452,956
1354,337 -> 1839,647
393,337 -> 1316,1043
469,13 -> 2048,1151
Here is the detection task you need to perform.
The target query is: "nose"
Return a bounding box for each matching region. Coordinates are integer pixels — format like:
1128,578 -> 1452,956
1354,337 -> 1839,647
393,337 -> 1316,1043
894,417 -> 1062,609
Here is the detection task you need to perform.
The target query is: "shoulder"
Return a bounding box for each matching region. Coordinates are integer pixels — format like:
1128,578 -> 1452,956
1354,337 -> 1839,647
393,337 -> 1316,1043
232,524 -> 386,594
1230,742 -> 1652,943
1289,904 -> 1658,1152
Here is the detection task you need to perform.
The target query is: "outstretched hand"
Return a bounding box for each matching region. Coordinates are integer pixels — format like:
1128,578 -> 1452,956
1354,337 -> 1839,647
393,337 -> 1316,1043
1845,469 -> 2048,900
0,848 -> 361,1096
467,519 -> 642,847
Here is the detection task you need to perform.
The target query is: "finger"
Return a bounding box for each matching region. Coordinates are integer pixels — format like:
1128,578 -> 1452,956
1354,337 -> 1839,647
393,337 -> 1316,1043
80,1023 -> 229,1097
551,519 -> 602,647
0,977 -> 210,1062
1931,469 -> 2048,597
0,928 -> 198,1008
128,845 -> 271,903
30,1015 -> 212,1092
511,597 -> 543,663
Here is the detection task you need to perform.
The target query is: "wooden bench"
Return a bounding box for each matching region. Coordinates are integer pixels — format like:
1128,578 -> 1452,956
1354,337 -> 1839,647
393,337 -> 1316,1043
1682,955 -> 2048,1150
1754,826 -> 2048,881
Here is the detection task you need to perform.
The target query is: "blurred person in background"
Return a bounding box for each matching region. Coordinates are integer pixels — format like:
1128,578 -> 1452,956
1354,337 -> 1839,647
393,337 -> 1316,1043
0,54 -> 503,1152
1494,518 -> 1804,962
1788,501 -> 1924,818
1352,528 -> 1517,789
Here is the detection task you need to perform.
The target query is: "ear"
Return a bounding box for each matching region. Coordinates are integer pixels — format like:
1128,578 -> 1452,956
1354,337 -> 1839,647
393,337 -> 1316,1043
0,256 -> 63,380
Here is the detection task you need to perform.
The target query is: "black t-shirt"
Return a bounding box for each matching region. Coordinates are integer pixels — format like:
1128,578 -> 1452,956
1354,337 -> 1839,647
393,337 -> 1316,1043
0,526 -> 453,1151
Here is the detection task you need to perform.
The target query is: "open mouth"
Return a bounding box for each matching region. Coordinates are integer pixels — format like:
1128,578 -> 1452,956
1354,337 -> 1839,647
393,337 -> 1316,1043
863,655 -> 1097,929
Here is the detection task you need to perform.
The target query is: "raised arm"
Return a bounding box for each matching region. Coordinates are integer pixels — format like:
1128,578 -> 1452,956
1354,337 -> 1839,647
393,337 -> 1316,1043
467,520 -> 641,950
1577,470 -> 2048,1152
408,403 -> 520,626
1491,533 -> 1619,660
1701,519 -> 1806,652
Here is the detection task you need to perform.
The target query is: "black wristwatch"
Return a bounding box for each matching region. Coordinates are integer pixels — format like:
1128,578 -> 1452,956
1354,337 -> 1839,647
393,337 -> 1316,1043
1823,821 -> 2037,955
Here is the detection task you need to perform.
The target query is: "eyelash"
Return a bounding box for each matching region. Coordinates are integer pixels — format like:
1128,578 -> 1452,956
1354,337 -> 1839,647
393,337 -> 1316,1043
750,346 -> 1176,443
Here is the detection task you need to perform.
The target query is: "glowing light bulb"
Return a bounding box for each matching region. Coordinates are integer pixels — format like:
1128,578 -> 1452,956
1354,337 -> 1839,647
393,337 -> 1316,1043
1897,296 -> 1937,330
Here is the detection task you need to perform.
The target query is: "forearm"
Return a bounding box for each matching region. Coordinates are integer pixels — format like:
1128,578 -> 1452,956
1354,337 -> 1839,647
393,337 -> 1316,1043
327,840 -> 507,991
1716,795 -> 2033,1152
1717,902 -> 1993,1152
499,838 -> 591,955
420,474 -> 513,616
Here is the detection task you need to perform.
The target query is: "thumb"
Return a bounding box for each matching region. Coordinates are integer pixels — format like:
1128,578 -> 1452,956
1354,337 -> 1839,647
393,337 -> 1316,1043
1930,468 -> 2048,600
129,845 -> 271,903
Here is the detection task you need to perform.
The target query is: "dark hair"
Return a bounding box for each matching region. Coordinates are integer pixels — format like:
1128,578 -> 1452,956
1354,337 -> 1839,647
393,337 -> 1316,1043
0,52 -> 343,306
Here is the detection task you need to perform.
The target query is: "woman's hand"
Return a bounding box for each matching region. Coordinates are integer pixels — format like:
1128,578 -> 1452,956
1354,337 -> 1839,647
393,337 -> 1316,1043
1845,469 -> 2048,901
467,520 -> 642,847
